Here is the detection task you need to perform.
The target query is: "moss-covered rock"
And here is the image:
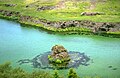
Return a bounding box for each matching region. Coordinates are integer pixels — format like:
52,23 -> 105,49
48,45 -> 70,69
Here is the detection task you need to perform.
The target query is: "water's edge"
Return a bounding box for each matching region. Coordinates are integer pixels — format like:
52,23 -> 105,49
0,10 -> 120,38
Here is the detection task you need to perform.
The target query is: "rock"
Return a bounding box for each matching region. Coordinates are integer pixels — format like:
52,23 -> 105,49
60,21 -> 76,28
0,10 -> 20,17
0,10 -> 3,12
48,45 -> 70,69
17,13 -> 120,34
107,65 -> 118,70
81,12 -> 105,16
4,4 -> 16,7
108,66 -> 112,68
37,6 -> 55,11
26,5 -> 29,8
51,45 -> 68,55
112,68 -> 117,70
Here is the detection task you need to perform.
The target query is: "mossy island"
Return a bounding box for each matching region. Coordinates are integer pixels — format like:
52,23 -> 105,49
48,45 -> 71,69
18,45 -> 91,69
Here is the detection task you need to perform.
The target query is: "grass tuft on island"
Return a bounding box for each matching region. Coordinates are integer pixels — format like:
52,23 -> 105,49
0,0 -> 120,38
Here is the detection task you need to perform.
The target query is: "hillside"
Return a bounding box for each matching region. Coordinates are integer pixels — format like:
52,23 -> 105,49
0,0 -> 120,22
0,0 -> 120,37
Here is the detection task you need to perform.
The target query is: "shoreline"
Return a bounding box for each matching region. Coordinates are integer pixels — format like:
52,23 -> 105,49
0,9 -> 120,38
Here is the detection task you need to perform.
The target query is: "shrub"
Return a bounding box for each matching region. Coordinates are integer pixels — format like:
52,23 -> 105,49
68,68 -> 80,78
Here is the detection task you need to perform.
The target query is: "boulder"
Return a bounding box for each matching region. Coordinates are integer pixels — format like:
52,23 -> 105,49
51,45 -> 69,59
37,6 -> 55,11
51,45 -> 68,55
81,12 -> 105,16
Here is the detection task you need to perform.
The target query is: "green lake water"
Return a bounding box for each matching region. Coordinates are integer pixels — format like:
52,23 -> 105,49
0,19 -> 120,78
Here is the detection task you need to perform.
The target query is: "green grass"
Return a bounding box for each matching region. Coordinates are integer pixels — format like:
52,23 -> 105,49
0,0 -> 120,22
0,0 -> 120,37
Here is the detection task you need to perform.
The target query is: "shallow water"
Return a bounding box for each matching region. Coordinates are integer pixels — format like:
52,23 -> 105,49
0,19 -> 120,78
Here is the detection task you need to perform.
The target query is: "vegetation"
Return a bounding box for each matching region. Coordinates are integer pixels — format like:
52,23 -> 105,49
68,68 -> 79,78
0,62 -> 102,78
53,70 -> 60,78
0,0 -> 120,22
0,0 -> 120,37
0,62 -> 53,78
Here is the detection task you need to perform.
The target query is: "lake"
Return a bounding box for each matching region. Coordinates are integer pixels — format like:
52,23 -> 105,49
0,19 -> 120,78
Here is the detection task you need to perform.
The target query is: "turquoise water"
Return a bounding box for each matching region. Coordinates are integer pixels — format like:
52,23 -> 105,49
0,19 -> 120,78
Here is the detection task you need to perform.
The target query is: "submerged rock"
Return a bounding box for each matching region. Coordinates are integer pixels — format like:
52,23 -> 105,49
108,65 -> 117,70
108,66 -> 112,68
17,45 -> 91,69
112,68 -> 117,70
17,51 -> 91,69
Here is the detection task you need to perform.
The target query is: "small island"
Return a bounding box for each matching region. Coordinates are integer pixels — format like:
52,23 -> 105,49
18,45 -> 91,69
48,45 -> 71,69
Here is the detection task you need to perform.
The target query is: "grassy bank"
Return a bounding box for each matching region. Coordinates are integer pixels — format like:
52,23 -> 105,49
0,0 -> 120,37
